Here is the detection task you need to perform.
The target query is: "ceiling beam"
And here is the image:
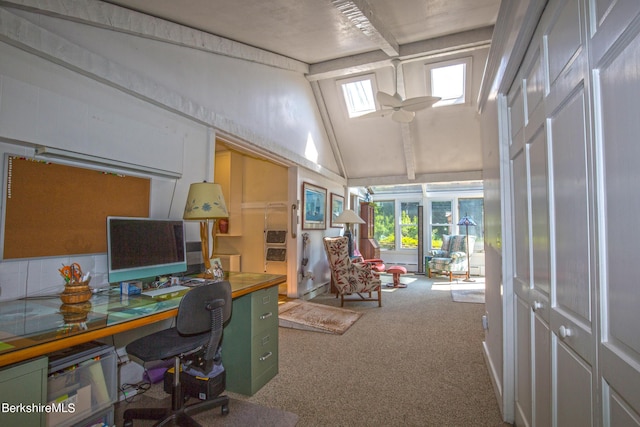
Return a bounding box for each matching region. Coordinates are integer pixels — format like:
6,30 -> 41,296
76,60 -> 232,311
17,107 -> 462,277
347,170 -> 483,187
331,0 -> 399,57
0,0 -> 309,74
307,27 -> 493,81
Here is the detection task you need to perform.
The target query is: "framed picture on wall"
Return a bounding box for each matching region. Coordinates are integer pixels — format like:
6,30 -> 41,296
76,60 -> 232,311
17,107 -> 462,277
302,182 -> 327,230
330,193 -> 344,228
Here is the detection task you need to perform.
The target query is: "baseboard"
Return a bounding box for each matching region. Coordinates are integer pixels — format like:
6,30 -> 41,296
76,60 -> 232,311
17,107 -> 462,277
301,282 -> 330,300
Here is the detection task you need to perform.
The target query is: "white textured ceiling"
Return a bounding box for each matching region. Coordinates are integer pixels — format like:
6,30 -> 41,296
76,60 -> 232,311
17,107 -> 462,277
103,0 -> 501,185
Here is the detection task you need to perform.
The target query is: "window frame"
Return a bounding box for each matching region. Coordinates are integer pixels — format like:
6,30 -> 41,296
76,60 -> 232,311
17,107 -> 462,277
425,57 -> 472,107
336,74 -> 379,118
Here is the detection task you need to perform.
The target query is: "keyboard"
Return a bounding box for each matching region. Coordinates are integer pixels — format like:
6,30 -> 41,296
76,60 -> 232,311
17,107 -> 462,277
141,285 -> 189,297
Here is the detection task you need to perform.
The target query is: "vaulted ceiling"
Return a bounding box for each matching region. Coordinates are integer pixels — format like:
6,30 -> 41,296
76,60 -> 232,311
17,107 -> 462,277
103,0 -> 501,186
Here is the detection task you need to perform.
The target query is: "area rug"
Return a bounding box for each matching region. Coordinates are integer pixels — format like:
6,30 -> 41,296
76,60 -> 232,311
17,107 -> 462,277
451,287 -> 485,304
278,300 -> 362,334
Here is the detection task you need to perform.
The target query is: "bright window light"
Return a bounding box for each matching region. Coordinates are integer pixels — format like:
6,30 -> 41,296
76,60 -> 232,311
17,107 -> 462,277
339,76 -> 376,118
427,59 -> 470,107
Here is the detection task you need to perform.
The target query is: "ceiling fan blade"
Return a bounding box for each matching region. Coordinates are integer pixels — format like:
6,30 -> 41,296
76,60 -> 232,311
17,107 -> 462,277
392,109 -> 415,123
377,91 -> 403,108
400,96 -> 441,110
358,109 -> 393,119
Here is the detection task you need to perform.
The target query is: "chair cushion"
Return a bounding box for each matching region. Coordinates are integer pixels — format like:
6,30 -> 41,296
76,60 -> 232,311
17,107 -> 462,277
126,327 -> 210,362
386,266 -> 407,275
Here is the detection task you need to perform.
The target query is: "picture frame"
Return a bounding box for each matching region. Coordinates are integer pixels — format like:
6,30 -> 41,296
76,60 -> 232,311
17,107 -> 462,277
302,182 -> 327,230
330,193 -> 345,228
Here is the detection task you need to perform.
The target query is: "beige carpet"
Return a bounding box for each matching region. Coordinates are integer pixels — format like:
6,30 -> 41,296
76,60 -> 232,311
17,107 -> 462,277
278,300 -> 362,334
114,383 -> 299,426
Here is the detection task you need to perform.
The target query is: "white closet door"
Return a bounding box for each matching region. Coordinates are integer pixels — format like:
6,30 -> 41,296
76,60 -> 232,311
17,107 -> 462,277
591,0 -> 640,424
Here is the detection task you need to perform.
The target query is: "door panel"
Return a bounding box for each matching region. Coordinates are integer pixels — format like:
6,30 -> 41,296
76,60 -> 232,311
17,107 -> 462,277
555,338 -> 593,427
596,20 -> 640,423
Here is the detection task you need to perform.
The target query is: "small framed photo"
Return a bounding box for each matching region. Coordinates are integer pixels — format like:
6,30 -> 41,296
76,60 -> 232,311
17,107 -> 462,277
302,182 -> 327,230
330,193 -> 345,228
211,257 -> 224,279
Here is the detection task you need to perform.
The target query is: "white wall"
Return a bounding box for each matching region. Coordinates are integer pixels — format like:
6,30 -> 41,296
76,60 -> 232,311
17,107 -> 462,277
0,5 -> 343,300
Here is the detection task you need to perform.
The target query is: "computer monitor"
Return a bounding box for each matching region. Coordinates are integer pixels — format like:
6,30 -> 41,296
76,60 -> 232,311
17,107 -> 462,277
107,216 -> 187,283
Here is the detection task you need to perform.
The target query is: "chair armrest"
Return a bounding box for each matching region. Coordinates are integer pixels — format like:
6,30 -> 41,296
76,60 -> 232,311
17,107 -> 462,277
429,250 -> 448,257
449,251 -> 467,260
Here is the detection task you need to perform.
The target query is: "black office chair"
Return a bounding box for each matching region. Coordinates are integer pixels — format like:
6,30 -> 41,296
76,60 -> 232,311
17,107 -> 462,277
123,281 -> 232,427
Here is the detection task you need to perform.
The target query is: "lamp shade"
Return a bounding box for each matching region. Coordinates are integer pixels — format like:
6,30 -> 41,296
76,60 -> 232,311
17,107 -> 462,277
183,182 -> 229,220
334,209 -> 365,225
457,215 -> 477,226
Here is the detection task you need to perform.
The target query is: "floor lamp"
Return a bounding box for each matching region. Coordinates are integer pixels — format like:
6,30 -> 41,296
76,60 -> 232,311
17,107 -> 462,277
457,214 -> 477,282
183,182 -> 229,279
334,209 -> 365,258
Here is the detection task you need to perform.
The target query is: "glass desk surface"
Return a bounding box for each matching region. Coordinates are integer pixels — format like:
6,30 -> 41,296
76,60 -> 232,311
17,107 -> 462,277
0,272 -> 285,359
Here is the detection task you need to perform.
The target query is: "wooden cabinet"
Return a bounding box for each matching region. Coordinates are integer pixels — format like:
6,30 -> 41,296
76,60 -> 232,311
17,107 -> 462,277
223,285 -> 278,395
214,150 -> 243,236
359,202 -> 380,259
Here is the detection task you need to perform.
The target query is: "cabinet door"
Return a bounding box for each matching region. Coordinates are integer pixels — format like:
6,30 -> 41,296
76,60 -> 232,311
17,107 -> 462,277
0,357 -> 47,427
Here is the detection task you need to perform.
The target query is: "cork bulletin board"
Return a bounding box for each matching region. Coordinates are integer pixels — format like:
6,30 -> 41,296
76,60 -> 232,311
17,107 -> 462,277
3,155 -> 150,259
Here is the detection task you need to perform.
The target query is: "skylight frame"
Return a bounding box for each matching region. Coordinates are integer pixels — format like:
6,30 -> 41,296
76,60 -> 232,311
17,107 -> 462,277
337,74 -> 378,118
425,57 -> 472,107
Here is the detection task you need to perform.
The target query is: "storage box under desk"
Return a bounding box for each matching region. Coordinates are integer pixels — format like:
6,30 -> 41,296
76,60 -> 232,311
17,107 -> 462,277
47,342 -> 116,427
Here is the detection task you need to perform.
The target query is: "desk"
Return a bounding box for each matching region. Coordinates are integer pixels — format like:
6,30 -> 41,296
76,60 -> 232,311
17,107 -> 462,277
0,272 -> 285,369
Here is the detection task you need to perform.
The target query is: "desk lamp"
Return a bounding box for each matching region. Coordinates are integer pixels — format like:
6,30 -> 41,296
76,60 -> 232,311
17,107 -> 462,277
183,182 -> 228,279
457,214 -> 477,282
334,209 -> 365,258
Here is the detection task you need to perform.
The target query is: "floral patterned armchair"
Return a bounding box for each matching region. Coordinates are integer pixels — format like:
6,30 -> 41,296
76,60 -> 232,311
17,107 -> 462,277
323,236 -> 382,307
428,234 -> 476,281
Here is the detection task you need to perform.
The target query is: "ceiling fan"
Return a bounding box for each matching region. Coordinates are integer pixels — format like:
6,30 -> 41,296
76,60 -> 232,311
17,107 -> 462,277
360,60 -> 440,123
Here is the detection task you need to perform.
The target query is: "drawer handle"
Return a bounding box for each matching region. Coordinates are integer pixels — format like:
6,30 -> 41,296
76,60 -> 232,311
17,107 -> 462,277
259,351 -> 273,362
260,312 -> 273,320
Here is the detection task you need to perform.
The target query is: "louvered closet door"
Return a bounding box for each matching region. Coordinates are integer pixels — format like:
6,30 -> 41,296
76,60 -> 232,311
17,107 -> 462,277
545,1 -> 598,425
590,0 -> 640,425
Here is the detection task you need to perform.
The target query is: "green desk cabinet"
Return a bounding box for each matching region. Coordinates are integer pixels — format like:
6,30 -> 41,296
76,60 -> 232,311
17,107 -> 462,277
0,356 -> 47,427
223,285 -> 279,395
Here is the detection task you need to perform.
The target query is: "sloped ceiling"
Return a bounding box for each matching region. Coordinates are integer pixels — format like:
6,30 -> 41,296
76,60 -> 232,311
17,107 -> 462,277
101,0 -> 501,185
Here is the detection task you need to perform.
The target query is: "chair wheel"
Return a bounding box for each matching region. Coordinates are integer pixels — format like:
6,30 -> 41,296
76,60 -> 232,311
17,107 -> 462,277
221,404 -> 229,415
123,420 -> 133,427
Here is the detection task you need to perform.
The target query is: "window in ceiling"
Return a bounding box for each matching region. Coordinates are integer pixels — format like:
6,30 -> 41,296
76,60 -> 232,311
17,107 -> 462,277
425,57 -> 472,107
338,75 -> 377,118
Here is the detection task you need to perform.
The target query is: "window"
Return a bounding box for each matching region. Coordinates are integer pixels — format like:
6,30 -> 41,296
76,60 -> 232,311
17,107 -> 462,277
400,202 -> 419,249
458,198 -> 484,246
430,200 -> 453,249
425,58 -> 471,107
338,75 -> 377,118
373,200 -> 419,251
374,201 -> 395,250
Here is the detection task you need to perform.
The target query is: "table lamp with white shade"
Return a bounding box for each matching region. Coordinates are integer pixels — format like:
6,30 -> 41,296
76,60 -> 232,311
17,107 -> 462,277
183,182 -> 228,279
334,209 -> 365,258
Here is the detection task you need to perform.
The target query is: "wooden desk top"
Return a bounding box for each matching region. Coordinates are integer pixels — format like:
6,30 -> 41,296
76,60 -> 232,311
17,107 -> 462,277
0,272 -> 286,368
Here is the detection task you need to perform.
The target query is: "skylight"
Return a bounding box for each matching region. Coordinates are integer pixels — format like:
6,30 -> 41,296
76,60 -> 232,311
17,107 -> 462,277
339,75 -> 376,118
426,58 -> 471,107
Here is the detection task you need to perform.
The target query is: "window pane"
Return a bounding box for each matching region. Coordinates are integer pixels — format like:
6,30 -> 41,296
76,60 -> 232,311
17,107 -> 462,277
374,201 -> 395,250
341,79 -> 376,117
431,63 -> 465,106
431,201 -> 452,249
458,198 -> 484,245
400,202 -> 419,249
